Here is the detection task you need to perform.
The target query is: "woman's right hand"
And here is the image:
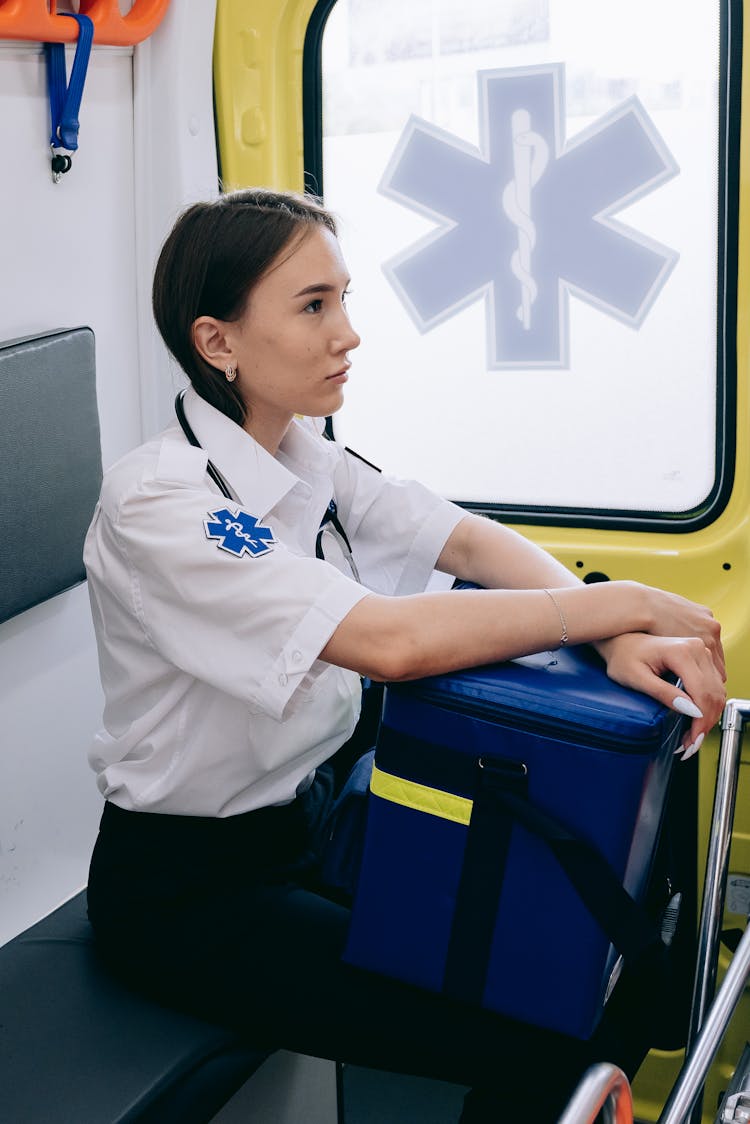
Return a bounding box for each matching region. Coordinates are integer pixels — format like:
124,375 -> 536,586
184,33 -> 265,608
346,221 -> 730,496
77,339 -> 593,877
617,581 -> 725,680
599,630 -> 726,757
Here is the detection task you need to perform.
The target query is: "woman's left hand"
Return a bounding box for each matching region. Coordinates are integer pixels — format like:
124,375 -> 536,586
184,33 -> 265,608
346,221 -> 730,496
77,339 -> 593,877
598,632 -> 726,758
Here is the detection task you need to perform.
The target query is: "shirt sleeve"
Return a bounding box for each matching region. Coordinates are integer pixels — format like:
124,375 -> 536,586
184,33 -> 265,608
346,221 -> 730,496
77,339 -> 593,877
93,478 -> 369,721
330,446 -> 467,596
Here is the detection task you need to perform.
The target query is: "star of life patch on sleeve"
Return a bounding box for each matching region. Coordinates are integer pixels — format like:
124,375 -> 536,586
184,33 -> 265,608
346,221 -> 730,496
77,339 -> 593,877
204,507 -> 276,558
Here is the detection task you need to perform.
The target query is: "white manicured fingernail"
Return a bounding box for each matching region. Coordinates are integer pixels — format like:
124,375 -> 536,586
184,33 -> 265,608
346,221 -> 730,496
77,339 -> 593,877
681,733 -> 705,761
673,696 -> 704,719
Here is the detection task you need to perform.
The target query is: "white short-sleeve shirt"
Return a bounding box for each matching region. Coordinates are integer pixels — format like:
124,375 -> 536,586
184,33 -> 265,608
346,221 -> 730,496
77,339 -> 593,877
84,389 -> 465,816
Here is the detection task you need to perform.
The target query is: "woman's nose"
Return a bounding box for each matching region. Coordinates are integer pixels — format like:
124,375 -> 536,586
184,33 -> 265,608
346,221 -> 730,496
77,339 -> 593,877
334,311 -> 360,353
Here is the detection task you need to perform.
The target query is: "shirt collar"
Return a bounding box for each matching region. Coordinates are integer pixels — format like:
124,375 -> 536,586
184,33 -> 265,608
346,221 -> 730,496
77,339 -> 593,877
180,387 -> 334,515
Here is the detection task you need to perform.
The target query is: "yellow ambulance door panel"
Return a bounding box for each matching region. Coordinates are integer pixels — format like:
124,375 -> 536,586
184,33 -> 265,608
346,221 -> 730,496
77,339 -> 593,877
214,3 -> 748,1119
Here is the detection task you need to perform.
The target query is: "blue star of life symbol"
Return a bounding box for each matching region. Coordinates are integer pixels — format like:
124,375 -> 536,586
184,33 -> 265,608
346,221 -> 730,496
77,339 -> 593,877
379,63 -> 680,368
204,507 -> 276,558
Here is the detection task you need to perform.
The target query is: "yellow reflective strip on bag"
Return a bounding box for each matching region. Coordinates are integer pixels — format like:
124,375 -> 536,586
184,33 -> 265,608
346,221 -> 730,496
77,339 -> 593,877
370,763 -> 473,826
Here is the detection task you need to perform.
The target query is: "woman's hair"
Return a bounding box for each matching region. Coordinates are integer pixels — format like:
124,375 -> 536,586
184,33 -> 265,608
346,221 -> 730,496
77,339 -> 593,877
152,188 -> 337,425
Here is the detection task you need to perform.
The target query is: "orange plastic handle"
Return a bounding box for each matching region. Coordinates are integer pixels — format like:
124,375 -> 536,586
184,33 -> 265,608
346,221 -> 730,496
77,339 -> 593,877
0,0 -> 170,46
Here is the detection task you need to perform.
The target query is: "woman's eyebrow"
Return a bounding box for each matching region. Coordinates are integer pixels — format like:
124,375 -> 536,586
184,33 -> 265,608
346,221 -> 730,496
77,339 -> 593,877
292,280 -> 350,298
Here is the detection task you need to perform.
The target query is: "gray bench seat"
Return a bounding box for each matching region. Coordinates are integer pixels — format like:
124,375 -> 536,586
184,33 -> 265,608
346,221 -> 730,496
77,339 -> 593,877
0,891 -> 272,1124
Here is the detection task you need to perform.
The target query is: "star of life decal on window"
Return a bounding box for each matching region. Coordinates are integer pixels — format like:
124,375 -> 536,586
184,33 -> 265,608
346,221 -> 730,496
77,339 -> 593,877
204,507 -> 276,558
379,62 -> 679,369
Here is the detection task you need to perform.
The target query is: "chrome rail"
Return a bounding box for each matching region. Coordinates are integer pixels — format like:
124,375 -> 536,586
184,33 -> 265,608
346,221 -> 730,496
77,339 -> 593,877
715,1041 -> 750,1122
557,1063 -> 634,1124
656,698 -> 750,1124
689,701 -> 749,1047
657,920 -> 750,1124
559,700 -> 747,1124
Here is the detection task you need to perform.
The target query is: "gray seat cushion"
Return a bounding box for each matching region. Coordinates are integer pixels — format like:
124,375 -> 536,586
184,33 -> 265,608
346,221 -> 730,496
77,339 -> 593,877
0,891 -> 271,1123
0,328 -> 103,623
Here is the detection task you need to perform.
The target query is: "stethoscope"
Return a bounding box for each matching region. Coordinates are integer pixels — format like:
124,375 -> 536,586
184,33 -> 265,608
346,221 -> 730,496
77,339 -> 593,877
174,390 -> 361,582
175,390 -> 235,499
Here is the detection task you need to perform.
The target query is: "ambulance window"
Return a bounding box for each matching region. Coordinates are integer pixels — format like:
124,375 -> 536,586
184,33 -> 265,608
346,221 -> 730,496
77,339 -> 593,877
308,0 -> 736,530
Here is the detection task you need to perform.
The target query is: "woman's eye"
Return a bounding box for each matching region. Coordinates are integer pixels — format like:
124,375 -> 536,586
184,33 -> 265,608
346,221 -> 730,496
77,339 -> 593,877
342,289 -> 352,304
304,298 -> 323,313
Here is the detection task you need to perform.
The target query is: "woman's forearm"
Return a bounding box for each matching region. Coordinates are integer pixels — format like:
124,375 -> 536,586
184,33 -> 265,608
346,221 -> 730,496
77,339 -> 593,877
322,581 -> 651,682
321,510 -> 724,752
432,511 -> 723,680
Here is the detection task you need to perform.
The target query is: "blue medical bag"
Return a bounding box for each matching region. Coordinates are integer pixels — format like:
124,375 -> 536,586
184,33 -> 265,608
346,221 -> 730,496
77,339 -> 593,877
342,646 -> 685,1039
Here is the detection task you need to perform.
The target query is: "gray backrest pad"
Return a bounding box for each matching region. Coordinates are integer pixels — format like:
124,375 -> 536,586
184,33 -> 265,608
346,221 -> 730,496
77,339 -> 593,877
0,328 -> 102,623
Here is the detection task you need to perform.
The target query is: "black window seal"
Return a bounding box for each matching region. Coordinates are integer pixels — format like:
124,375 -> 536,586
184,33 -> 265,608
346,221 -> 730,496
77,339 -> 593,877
303,0 -> 740,534
303,0 -> 337,198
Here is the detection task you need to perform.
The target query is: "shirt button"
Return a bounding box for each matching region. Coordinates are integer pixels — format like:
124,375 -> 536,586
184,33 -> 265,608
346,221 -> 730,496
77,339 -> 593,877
278,673 -> 288,687
292,650 -> 303,664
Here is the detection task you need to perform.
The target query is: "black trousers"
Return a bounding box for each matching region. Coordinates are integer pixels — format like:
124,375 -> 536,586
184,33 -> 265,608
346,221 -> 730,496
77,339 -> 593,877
87,720 -> 655,1122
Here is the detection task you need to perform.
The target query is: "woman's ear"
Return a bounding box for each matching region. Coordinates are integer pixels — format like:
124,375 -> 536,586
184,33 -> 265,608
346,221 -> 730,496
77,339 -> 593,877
192,316 -> 234,371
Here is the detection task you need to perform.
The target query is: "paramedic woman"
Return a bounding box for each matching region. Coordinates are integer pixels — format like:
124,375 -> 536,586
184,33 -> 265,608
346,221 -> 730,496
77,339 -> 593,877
84,188 -> 725,1123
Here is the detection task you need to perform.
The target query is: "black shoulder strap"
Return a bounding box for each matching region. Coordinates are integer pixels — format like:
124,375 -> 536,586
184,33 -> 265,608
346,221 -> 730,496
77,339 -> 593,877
344,446 -> 382,473
322,426 -> 382,474
437,752 -> 663,1007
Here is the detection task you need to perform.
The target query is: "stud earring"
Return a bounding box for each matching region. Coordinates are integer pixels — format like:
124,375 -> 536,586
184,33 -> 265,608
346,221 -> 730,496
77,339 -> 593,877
225,365 -> 237,383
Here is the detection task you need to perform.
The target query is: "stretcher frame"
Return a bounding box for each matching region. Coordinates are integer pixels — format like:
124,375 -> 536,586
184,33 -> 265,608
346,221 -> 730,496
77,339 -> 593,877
560,698 -> 750,1124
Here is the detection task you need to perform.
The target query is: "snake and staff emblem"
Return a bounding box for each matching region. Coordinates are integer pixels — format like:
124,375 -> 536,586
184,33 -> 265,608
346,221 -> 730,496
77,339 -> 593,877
501,109 -> 549,330
379,66 -> 680,367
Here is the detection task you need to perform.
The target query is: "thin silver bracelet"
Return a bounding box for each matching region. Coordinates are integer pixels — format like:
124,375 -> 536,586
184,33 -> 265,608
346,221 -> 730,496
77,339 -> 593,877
543,588 -> 569,648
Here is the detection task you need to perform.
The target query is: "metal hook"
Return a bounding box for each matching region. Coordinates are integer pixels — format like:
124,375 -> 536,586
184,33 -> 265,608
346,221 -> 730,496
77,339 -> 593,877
50,149 -> 72,183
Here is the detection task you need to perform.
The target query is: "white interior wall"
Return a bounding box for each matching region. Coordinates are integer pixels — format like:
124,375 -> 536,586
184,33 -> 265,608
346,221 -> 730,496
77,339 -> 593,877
0,11 -> 339,1116
0,40 -> 140,947
0,1 -> 219,946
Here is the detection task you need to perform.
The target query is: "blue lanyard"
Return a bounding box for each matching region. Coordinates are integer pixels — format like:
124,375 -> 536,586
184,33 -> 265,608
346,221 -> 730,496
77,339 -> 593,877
44,13 -> 94,182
